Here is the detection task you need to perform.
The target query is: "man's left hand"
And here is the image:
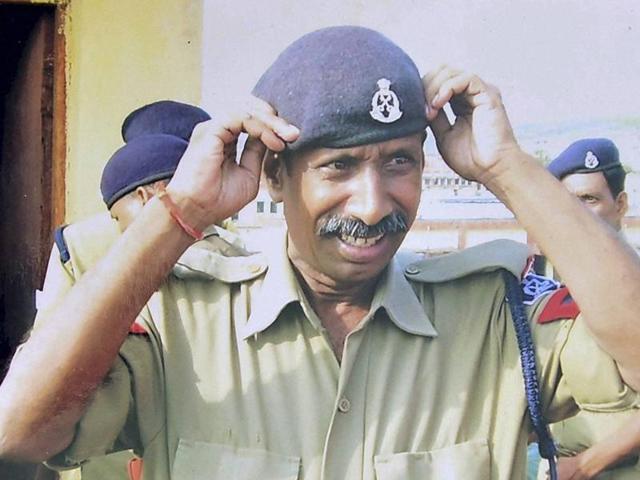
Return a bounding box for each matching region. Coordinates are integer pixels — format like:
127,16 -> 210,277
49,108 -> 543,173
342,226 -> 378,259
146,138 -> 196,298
422,66 -> 521,186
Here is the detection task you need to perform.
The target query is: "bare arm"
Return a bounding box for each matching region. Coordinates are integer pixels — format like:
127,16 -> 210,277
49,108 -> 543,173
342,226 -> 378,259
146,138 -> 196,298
0,102 -> 298,462
0,201 -> 193,461
423,67 -> 640,390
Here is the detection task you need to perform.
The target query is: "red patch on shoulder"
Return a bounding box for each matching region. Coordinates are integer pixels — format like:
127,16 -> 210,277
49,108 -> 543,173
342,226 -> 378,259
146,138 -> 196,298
128,322 -> 148,335
538,286 -> 580,324
127,457 -> 143,480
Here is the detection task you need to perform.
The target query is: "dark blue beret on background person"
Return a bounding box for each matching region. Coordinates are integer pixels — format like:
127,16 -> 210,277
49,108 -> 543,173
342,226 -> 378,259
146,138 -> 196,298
100,133 -> 188,208
547,137 -> 626,197
548,138 -> 624,180
252,26 -> 428,151
121,100 -> 211,143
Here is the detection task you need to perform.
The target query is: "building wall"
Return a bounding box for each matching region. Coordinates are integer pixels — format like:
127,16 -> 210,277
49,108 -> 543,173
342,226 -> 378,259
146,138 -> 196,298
63,0 -> 203,221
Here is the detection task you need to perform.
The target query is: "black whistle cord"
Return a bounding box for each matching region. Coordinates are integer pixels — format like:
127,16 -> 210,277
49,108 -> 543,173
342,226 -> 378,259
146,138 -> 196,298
503,270 -> 558,480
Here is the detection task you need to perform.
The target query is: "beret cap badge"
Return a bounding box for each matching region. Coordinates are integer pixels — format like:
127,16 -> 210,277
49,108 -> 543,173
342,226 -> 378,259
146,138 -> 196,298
370,78 -> 403,124
584,151 -> 599,169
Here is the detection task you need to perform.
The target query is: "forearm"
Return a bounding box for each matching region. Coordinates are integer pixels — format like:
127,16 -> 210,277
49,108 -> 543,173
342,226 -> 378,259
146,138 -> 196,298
0,102 -> 287,461
485,151 -> 640,387
0,194 -> 200,461
571,414 -> 640,478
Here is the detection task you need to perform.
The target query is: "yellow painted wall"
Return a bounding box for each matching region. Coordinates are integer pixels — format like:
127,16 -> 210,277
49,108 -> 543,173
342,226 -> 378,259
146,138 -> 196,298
64,0 -> 203,221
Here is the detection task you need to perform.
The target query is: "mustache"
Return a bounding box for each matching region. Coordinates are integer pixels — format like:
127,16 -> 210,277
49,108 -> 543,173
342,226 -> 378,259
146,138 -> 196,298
316,212 -> 408,238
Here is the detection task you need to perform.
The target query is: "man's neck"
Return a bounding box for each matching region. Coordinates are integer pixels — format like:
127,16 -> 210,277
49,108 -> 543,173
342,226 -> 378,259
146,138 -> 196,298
288,254 -> 382,362
300,276 -> 377,362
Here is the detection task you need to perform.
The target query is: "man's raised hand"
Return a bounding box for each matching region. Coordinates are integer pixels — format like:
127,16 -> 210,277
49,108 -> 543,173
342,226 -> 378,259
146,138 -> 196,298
167,97 -> 299,227
423,66 -> 520,186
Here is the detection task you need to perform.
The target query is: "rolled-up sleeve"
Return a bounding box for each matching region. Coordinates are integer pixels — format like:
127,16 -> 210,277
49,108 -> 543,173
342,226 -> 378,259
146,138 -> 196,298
529,297 -> 640,423
46,329 -> 165,470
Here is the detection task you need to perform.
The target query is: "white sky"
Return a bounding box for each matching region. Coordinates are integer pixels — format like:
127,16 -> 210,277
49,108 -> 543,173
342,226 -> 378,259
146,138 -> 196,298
202,0 -> 640,128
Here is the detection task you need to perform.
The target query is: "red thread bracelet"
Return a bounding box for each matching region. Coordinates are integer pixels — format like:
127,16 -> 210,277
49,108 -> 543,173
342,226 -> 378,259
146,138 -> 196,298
156,187 -> 205,241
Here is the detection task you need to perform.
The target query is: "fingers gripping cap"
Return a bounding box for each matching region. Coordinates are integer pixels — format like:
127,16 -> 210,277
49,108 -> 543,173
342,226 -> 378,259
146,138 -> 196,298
121,100 -> 211,143
252,26 -> 428,152
101,134 -> 188,208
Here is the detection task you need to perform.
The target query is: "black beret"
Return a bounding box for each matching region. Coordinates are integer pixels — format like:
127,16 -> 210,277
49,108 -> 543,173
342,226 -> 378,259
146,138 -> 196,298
252,26 -> 428,152
548,138 -> 622,179
121,100 -> 211,142
101,134 -> 188,208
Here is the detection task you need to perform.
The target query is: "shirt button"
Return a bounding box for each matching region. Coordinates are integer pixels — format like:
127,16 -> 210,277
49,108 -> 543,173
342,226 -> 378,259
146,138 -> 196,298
338,397 -> 351,413
405,265 -> 420,275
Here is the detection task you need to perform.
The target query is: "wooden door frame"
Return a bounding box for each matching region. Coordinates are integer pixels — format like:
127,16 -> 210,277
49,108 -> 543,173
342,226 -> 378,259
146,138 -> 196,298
0,7 -> 68,479
2,0 -> 67,234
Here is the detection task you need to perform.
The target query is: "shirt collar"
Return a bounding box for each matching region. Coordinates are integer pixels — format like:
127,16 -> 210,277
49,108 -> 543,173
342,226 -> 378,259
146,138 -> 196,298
238,234 -> 437,340
370,256 -> 438,337
237,232 -> 301,340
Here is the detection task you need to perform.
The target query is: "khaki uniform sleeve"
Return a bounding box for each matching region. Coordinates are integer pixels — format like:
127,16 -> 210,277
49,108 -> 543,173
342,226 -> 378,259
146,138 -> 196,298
560,318 -> 639,411
33,244 -> 76,327
46,323 -> 165,470
530,298 -> 640,423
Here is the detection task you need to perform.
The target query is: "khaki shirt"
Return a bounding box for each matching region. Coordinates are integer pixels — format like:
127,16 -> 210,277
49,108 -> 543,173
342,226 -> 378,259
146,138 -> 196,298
36,213 -> 120,318
532,231 -> 640,479
43,235 -> 639,480
36,213 -> 254,318
542,322 -> 640,479
35,213 -> 258,479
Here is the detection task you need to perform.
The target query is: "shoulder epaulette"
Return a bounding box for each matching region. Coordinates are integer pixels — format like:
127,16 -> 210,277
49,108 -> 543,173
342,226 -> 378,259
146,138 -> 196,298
172,237 -> 267,283
404,239 -> 530,283
538,286 -> 580,323
54,224 -> 70,263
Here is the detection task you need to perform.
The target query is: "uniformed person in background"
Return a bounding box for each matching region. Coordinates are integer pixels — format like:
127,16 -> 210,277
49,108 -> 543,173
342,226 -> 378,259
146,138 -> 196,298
41,100 -> 213,319
532,138 -> 640,479
40,100 -> 207,480
2,26 -> 640,480
39,101 -> 259,480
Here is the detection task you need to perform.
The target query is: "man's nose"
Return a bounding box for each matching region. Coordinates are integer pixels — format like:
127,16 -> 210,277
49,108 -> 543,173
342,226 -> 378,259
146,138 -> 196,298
343,167 -> 393,226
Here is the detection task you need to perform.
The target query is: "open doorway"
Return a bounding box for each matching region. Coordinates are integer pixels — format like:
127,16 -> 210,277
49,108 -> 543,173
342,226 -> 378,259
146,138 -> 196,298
0,2 -> 65,479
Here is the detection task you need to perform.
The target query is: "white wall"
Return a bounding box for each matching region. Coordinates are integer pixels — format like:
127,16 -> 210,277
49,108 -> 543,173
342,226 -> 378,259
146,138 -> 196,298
201,0 -> 640,129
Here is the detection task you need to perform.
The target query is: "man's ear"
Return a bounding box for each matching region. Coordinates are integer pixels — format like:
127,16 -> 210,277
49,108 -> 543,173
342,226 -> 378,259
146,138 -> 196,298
263,151 -> 284,202
615,191 -> 629,218
135,185 -> 154,204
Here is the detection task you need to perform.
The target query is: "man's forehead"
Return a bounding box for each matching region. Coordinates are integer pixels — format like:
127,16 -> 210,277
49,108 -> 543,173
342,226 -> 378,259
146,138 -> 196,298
561,171 -> 610,193
293,132 -> 426,161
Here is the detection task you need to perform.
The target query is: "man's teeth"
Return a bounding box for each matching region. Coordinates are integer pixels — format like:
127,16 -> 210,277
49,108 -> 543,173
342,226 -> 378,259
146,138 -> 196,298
339,233 -> 384,247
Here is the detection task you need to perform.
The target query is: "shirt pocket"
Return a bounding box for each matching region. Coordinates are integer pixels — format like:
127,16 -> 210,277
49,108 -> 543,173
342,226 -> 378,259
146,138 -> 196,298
374,439 -> 491,480
171,438 -> 300,480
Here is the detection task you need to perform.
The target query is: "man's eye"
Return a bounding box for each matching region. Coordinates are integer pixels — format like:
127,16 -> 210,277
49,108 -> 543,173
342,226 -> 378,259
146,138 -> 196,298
391,156 -> 412,165
387,156 -> 416,169
580,195 -> 598,203
324,159 -> 351,170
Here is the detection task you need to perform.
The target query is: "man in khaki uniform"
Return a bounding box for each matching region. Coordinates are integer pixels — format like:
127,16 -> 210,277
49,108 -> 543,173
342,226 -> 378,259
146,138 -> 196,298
45,102 -> 259,480
532,139 -> 640,479
2,26 -> 640,480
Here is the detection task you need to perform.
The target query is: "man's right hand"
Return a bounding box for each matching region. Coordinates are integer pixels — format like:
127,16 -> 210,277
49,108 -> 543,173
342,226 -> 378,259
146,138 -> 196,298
167,96 -> 299,228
